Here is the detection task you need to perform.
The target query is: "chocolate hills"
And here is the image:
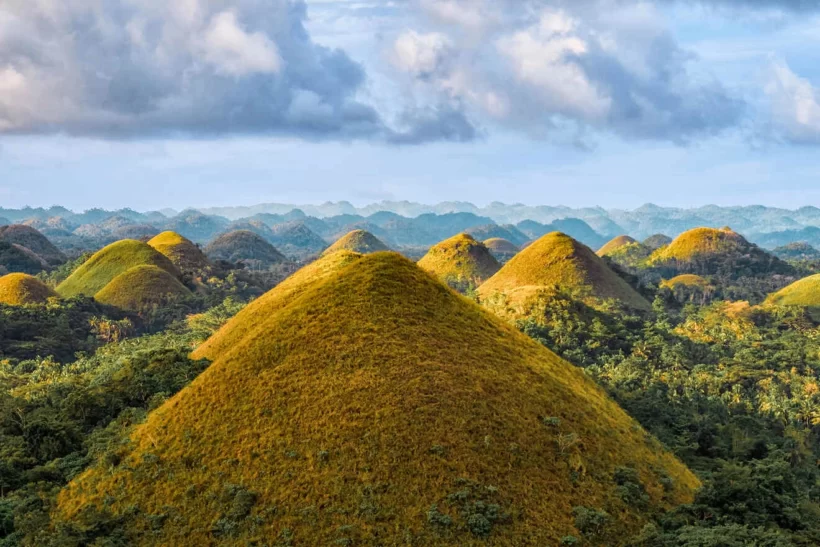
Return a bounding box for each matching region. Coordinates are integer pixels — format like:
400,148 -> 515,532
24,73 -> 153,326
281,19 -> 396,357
148,231 -> 211,273
484,238 -> 519,263
205,230 -> 289,269
94,265 -> 192,311
322,229 -> 390,256
643,234 -> 672,250
0,224 -> 66,265
647,227 -> 793,277
0,242 -> 49,274
268,221 -> 328,259
0,273 -> 58,305
597,235 -> 639,257
467,224 -> 530,247
766,274 -> 820,314
479,232 -> 652,312
56,240 -> 180,298
57,252 -> 698,545
417,233 -> 501,291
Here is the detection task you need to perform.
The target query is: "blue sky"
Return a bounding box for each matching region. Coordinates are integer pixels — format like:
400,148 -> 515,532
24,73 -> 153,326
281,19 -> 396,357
1,0 -> 819,211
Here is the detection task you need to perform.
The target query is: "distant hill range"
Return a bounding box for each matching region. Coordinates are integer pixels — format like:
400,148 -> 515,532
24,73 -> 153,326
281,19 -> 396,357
3,203 -> 820,258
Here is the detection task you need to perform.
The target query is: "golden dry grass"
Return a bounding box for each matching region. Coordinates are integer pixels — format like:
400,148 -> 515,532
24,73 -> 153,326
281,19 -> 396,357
660,274 -> 712,289
484,238 -> 519,263
765,274 -> 820,316
0,273 -> 58,305
148,231 -> 211,272
596,236 -> 638,257
479,232 -> 651,313
322,230 -> 390,256
648,227 -> 746,263
57,240 -> 181,298
94,265 -> 192,311
417,233 -> 501,289
57,252 -> 697,546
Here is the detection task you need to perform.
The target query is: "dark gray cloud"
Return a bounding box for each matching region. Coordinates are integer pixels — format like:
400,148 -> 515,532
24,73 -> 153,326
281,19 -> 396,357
0,0 -> 472,142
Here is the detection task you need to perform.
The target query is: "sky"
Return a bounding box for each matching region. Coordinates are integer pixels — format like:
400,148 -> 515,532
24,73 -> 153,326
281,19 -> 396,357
1,0 -> 820,211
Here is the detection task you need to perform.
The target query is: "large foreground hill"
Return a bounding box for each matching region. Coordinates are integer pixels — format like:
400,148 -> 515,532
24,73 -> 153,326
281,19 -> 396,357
56,253 -> 697,545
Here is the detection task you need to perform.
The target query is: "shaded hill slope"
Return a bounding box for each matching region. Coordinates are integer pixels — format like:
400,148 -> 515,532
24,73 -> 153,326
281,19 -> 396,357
148,231 -> 211,273
205,231 -> 289,268
0,224 -> 66,265
57,253 -> 698,545
95,265 -> 192,311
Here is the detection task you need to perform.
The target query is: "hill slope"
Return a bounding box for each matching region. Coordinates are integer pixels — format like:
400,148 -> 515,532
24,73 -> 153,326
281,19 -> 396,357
56,240 -> 180,298
479,232 -> 651,312
322,229 -> 390,256
205,230 -> 289,268
647,227 -> 793,277
57,253 -> 697,545
417,233 -> 501,290
766,274 -> 820,313
0,273 -> 58,305
148,231 -> 211,273
597,236 -> 639,257
0,225 -> 66,265
484,238 -> 519,263
95,265 -> 192,311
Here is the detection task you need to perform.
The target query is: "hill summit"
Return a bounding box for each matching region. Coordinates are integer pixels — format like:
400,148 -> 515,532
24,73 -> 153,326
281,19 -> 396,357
0,273 -> 58,305
0,224 -> 66,266
148,231 -> 211,273
56,240 -> 180,298
648,227 -> 793,276
417,233 -> 501,291
205,230 -> 289,268
56,252 -> 697,545
483,238 -> 519,263
94,265 -> 192,311
322,230 -> 390,256
597,235 -> 639,257
479,232 -> 651,312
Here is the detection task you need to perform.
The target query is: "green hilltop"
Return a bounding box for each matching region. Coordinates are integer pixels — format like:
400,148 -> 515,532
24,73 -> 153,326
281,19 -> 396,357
57,239 -> 181,298
417,233 -> 501,291
94,265 -> 192,311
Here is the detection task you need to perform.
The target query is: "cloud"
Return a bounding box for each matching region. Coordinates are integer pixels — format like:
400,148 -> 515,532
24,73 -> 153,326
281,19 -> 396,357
764,58 -> 820,143
392,0 -> 743,143
0,0 -> 471,142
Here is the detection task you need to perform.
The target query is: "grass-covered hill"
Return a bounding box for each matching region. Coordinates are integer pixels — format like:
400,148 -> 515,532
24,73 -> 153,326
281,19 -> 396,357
480,232 -> 652,313
268,221 -> 328,259
205,230 -> 289,268
0,273 -> 58,305
484,238 -> 519,263
322,229 -> 390,256
661,274 -> 712,290
773,242 -> 820,262
0,224 -> 66,265
56,252 -> 698,545
643,234 -> 672,250
56,240 -> 181,298
765,274 -> 820,312
647,227 -> 793,277
417,233 -> 501,291
94,265 -> 192,311
148,231 -> 211,273
597,236 -> 639,257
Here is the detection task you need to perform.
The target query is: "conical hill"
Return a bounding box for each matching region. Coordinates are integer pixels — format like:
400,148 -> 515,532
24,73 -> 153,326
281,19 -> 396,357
766,274 -> 820,312
322,229 -> 390,256
597,235 -> 639,257
94,265 -> 192,311
0,273 -> 58,305
57,253 -> 698,545
483,238 -> 519,263
205,230 -> 289,268
479,232 -> 651,311
417,233 -> 501,290
56,240 -> 181,298
148,231 -> 211,273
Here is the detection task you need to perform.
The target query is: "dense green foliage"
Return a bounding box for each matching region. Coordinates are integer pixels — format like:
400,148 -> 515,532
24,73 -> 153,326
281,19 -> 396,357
0,301 -> 244,545
517,291 -> 820,545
